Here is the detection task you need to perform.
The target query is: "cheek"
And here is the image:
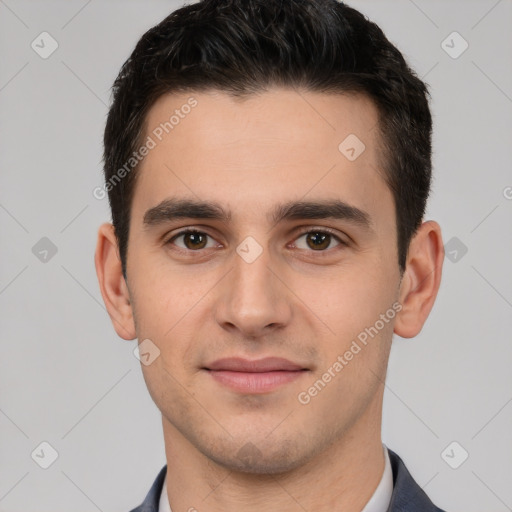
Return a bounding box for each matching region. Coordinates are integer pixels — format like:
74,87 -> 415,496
295,258 -> 398,343
129,265 -> 218,374
128,256 -> 207,334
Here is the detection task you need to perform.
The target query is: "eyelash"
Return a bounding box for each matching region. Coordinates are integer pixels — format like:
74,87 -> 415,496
165,227 -> 348,255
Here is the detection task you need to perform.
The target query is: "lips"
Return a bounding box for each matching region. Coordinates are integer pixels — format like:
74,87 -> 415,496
205,357 -> 306,372
203,357 -> 308,393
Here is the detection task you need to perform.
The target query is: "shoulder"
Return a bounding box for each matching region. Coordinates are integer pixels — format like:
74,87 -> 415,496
387,448 -> 447,512
128,465 -> 167,512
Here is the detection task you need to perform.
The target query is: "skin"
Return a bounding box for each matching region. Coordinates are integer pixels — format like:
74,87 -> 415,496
95,88 -> 444,512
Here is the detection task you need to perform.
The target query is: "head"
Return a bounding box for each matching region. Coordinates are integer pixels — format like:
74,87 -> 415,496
103,0 -> 433,280
96,0 -> 443,475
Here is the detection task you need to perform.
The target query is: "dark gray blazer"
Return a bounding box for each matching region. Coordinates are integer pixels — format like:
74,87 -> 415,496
129,448 -> 446,512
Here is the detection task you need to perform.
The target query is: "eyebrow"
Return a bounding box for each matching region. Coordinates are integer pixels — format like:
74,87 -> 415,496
143,197 -> 373,232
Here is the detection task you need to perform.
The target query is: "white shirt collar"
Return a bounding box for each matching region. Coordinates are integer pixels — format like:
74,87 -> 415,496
158,472 -> 172,512
361,444 -> 394,512
159,444 -> 393,512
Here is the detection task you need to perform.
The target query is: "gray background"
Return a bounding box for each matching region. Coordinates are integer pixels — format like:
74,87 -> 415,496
1,1 -> 511,511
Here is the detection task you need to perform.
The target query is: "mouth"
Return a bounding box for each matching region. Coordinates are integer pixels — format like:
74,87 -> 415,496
202,357 -> 309,394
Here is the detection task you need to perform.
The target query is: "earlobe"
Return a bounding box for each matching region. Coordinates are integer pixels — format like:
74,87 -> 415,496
94,223 -> 137,340
394,221 -> 444,339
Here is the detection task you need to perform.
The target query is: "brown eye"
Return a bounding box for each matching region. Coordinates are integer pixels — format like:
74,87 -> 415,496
183,232 -> 207,249
169,230 -> 215,250
294,230 -> 343,251
306,232 -> 330,250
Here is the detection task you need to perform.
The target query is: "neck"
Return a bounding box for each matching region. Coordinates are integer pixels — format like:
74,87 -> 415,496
162,398 -> 385,512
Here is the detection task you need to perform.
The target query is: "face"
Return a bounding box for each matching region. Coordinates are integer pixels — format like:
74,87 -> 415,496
124,88 -> 402,473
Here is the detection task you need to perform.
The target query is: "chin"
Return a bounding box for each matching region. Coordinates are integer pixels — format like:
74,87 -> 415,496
202,437 -> 312,475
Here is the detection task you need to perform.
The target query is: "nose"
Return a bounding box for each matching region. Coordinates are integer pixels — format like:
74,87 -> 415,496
213,243 -> 293,339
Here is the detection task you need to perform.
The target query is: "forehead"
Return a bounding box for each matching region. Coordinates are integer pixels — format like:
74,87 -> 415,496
143,87 -> 381,161
133,88 -> 392,228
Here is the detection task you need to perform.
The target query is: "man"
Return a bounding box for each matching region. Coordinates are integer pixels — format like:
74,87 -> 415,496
95,0 -> 446,510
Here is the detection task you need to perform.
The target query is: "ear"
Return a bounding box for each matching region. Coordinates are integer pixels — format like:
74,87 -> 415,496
394,220 -> 444,338
94,223 -> 136,340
